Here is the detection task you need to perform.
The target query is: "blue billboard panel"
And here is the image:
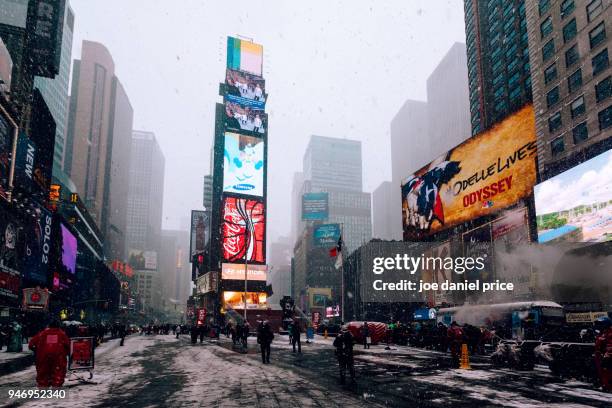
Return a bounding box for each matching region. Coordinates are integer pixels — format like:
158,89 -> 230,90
223,132 -> 264,197
313,224 -> 341,248
302,192 -> 329,221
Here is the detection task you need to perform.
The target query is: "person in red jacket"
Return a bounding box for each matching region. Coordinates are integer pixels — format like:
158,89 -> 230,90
447,321 -> 464,368
594,316 -> 612,392
28,320 -> 71,387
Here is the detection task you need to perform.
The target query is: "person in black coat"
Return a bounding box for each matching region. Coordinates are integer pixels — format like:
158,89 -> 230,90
257,321 -> 274,363
291,320 -> 301,353
334,329 -> 355,384
119,324 -> 126,346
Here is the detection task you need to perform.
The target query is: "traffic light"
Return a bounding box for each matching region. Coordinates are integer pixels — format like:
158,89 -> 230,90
191,252 -> 205,280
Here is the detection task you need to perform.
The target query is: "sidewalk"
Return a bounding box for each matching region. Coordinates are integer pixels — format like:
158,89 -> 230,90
0,349 -> 34,376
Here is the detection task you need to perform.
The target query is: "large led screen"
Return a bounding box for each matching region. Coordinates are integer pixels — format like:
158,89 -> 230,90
401,105 -> 536,240
60,224 -> 77,275
535,149 -> 612,243
223,132 -> 264,197
226,68 -> 266,105
223,291 -> 267,310
226,37 -> 263,76
222,263 -> 267,281
222,197 -> 265,263
224,100 -> 266,135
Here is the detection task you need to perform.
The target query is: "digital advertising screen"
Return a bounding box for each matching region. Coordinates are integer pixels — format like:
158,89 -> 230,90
535,149 -> 612,243
225,68 -> 266,106
401,105 -> 536,240
223,132 -> 264,197
224,100 -> 267,135
226,36 -> 263,76
60,223 -> 77,275
222,197 -> 265,264
223,291 -> 267,310
302,192 -> 329,220
189,210 -> 209,257
221,263 -> 267,281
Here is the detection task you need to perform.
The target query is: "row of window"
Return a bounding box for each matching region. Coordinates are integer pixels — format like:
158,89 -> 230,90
551,105 -> 612,156
539,0 -> 602,23
547,76 -> 610,135
546,49 -> 609,108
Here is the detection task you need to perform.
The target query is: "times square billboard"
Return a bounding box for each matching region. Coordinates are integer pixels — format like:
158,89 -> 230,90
221,196 -> 266,264
535,148 -> 612,243
223,132 -> 264,197
401,105 -> 537,240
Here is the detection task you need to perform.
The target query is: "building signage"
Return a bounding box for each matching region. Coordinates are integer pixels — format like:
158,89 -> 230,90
302,192 -> 328,221
196,271 -> 218,294
312,223 -> 341,247
22,287 -> 49,311
221,263 -> 267,281
402,105 -> 537,240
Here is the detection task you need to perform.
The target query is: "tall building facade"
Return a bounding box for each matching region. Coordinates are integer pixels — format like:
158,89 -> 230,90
464,0 -> 532,135
290,171 -> 304,245
159,229 -> 191,308
125,130 -> 165,254
300,136 -> 371,254
371,181 -> 397,240
525,0 -> 611,179
33,2 -> 74,172
65,40 -> 133,260
426,42 -> 471,154
202,174 -> 213,210
292,136 -> 371,308
389,100 -> 428,240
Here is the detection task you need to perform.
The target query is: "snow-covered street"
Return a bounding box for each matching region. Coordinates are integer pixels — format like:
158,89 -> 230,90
1,334 -> 611,407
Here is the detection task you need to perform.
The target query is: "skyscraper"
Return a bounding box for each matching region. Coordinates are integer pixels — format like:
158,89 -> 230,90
300,135 -> 371,253
125,130 -> 165,254
464,0 -> 532,135
524,0 -> 611,179
65,40 -> 133,260
33,3 -> 74,173
371,181 -> 396,240
292,136 -> 371,308
426,42 -> 471,154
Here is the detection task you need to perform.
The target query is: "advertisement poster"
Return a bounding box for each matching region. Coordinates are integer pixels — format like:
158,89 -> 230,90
196,271 -> 218,294
224,100 -> 267,135
302,192 -> 329,220
13,132 -> 36,193
223,291 -> 267,310
22,287 -> 50,311
227,36 -> 263,76
0,108 -> 16,200
0,211 -> 21,301
312,224 -> 340,247
492,207 -> 532,298
60,224 -> 77,275
128,249 -> 157,271
222,197 -> 265,263
535,148 -> 612,243
225,68 -> 266,105
223,132 -> 264,197
402,105 -> 536,240
189,210 -> 208,257
23,207 -> 52,284
221,263 -> 267,281
69,337 -> 95,370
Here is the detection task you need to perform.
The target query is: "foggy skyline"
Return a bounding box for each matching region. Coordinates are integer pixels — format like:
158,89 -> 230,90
69,0 -> 466,242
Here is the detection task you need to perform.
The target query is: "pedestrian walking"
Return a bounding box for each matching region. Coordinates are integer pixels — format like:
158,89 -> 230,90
257,320 -> 274,364
28,320 -> 70,387
291,319 -> 301,353
241,322 -> 250,349
334,327 -> 355,384
176,324 -> 181,339
119,323 -> 126,346
362,322 -> 370,349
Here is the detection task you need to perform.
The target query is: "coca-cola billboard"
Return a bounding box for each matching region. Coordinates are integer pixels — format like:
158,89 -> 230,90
221,196 -> 265,263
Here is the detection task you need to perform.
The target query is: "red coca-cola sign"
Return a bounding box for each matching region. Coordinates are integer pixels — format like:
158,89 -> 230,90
222,197 -> 265,263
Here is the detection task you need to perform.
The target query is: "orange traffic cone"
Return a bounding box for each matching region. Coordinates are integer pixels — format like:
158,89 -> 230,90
459,343 -> 471,370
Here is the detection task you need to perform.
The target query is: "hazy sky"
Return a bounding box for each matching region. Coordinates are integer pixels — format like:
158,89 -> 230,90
69,0 -> 466,243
